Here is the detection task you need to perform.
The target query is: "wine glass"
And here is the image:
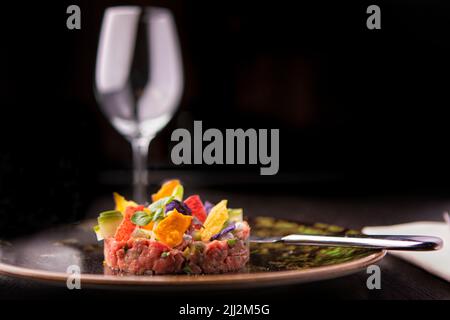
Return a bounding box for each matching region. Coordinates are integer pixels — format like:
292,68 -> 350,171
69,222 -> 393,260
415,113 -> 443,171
95,6 -> 183,203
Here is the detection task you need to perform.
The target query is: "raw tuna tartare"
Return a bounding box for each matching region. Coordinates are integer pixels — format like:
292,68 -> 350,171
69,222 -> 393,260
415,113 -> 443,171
93,180 -> 250,274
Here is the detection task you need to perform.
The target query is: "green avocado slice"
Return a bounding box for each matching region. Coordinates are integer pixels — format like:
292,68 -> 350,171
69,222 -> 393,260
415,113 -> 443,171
95,211 -> 123,240
227,208 -> 243,223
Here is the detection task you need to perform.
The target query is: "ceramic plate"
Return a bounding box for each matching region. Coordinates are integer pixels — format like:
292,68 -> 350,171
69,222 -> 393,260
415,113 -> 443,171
0,217 -> 385,290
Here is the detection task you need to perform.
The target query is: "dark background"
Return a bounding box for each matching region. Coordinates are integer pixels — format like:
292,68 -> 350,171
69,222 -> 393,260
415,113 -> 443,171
1,0 -> 450,236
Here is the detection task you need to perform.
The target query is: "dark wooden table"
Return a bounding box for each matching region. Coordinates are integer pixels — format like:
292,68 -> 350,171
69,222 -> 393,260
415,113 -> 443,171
1,184 -> 450,300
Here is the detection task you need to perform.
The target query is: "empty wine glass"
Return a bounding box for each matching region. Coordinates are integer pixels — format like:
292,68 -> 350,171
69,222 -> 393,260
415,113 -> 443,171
95,6 -> 183,203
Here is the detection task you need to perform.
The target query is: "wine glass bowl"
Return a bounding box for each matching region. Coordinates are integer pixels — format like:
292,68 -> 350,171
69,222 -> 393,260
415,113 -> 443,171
95,6 -> 183,202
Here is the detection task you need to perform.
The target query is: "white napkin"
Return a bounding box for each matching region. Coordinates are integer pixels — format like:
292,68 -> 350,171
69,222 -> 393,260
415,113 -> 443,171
362,214 -> 450,282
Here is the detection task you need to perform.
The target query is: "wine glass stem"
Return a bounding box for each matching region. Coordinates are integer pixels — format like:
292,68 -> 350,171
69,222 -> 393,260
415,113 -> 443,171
131,137 -> 151,203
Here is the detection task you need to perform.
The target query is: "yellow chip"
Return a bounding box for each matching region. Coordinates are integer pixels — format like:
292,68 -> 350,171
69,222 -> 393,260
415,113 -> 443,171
201,200 -> 229,241
113,192 -> 138,214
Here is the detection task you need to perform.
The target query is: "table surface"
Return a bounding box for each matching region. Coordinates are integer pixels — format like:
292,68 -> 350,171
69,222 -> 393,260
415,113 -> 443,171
1,185 -> 450,300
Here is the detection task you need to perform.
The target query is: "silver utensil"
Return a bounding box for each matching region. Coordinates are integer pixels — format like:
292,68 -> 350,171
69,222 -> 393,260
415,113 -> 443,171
250,234 -> 443,251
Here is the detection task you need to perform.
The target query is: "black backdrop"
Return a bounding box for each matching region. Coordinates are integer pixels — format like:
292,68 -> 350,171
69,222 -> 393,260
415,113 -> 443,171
1,0 -> 450,236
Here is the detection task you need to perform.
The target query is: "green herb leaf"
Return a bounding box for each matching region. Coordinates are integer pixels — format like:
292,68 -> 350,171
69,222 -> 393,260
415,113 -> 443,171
148,196 -> 174,212
152,208 -> 165,222
146,196 -> 175,222
227,239 -> 237,247
131,211 -> 152,226
171,185 -> 184,201
161,251 -> 170,258
183,265 -> 193,274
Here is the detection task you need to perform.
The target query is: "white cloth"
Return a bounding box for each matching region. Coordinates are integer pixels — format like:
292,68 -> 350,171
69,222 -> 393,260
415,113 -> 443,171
363,215 -> 450,283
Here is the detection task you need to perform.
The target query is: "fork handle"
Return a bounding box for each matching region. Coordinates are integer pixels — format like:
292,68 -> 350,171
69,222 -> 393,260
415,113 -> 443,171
281,234 -> 443,251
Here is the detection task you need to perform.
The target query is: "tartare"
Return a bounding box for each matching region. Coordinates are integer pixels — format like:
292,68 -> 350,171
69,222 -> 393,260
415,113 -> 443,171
93,180 -> 250,274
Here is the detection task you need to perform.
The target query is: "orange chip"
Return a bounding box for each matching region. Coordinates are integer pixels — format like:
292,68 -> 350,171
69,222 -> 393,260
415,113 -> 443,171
151,179 -> 181,202
154,209 -> 192,247
140,221 -> 154,231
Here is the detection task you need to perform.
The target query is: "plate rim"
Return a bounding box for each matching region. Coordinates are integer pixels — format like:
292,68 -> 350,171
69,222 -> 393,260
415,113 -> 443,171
0,250 -> 386,288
